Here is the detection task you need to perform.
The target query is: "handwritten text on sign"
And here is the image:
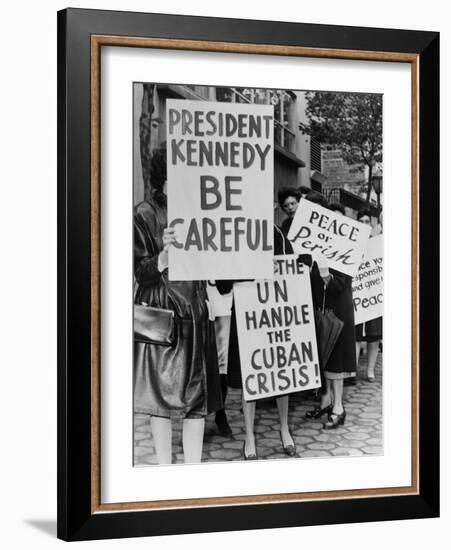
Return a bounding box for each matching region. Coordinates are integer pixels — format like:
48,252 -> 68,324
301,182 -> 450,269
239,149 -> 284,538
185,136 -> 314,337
352,235 -> 383,325
287,199 -> 371,277
167,99 -> 274,281
234,256 -> 321,401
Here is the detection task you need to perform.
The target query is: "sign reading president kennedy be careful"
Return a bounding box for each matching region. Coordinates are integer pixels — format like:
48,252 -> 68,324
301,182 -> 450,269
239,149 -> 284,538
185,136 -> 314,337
167,99 -> 274,281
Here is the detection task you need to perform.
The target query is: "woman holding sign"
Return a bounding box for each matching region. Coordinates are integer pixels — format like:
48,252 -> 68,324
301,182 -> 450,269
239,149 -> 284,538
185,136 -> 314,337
278,186 -> 300,236
217,225 -> 297,460
306,200 -> 357,429
355,209 -> 383,382
278,186 -> 310,237
134,146 -> 222,464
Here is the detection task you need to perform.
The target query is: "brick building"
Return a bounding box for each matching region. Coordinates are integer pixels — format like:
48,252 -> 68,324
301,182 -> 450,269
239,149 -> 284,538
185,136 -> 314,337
134,84 -> 381,224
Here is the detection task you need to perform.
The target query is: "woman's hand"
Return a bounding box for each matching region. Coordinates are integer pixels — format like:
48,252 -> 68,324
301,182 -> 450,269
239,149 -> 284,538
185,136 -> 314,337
316,256 -> 330,279
162,227 -> 177,249
158,227 -> 177,271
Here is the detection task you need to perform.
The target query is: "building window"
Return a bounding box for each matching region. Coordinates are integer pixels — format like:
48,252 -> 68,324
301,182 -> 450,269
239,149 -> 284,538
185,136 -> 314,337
310,138 -> 322,172
325,188 -> 341,204
181,85 -> 211,100
215,87 -> 296,152
311,180 -> 323,194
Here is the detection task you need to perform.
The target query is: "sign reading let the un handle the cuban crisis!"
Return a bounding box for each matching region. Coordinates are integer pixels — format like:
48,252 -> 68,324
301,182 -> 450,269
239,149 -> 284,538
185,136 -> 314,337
167,99 -> 274,281
234,256 -> 321,401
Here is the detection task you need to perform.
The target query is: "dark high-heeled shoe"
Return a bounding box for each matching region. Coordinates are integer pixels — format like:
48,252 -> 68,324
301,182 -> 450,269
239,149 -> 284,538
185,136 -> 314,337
215,415 -> 233,437
243,441 -> 258,460
323,410 -> 346,430
280,431 -> 297,457
305,404 -> 332,419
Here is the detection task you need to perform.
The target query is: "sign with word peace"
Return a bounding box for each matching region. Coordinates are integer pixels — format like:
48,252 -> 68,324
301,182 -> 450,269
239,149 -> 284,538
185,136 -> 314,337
352,234 -> 383,325
287,198 -> 371,277
167,99 -> 274,280
233,256 -> 321,401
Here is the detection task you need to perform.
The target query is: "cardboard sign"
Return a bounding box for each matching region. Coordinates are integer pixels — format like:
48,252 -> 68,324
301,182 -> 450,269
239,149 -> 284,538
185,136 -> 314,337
352,234 -> 383,325
287,198 -> 371,277
233,255 -> 321,401
167,99 -> 274,280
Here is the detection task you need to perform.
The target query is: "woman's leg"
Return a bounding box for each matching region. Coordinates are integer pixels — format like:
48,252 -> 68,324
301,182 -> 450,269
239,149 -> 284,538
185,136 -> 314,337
214,316 -> 232,435
323,378 -> 346,429
305,379 -> 332,419
331,379 -> 344,415
366,341 -> 380,379
215,374 -> 232,435
150,416 -> 172,465
242,394 -> 257,457
276,395 -> 294,447
355,341 -> 362,364
320,379 -> 333,409
182,418 -> 205,464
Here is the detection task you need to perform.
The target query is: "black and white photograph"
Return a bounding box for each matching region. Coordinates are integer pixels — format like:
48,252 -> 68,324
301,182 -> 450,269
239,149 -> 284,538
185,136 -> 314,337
0,0 -> 444,546
133,83 -> 384,466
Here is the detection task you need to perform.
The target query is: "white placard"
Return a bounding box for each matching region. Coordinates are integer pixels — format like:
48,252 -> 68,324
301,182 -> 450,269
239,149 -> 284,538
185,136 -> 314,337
352,234 -> 384,325
101,46 -> 411,505
167,99 -> 274,280
288,198 -> 372,276
234,255 -> 321,400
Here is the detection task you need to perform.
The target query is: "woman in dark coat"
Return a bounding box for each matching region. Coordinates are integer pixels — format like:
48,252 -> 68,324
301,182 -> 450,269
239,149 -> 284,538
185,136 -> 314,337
278,187 -> 300,237
134,147 -> 222,464
355,209 -> 383,381
217,225 -> 297,459
305,200 -> 357,429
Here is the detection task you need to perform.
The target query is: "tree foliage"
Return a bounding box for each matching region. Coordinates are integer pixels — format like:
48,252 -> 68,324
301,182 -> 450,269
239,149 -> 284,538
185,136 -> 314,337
299,92 -> 383,203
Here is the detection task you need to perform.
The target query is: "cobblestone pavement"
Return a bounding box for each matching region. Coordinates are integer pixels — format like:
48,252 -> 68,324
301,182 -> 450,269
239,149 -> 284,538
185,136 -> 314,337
134,351 -> 382,465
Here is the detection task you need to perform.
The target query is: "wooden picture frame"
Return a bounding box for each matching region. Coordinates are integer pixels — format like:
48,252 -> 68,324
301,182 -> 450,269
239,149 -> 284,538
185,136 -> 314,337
57,7 -> 439,541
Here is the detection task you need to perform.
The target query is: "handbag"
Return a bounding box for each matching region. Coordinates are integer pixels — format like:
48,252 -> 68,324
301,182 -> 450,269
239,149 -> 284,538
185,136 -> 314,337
134,303 -> 176,346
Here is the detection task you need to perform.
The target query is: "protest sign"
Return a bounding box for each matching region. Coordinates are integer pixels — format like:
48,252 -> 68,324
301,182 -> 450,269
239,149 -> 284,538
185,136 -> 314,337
352,234 -> 383,325
233,255 -> 321,401
166,99 -> 274,280
287,198 -> 371,277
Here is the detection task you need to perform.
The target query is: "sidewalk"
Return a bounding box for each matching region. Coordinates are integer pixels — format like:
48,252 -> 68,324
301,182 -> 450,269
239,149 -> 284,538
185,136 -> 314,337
134,352 -> 382,465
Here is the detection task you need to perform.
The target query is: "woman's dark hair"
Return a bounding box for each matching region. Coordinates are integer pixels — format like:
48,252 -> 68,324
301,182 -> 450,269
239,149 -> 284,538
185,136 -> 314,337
298,185 -> 311,197
328,201 -> 345,215
357,208 -> 372,221
149,144 -> 167,193
149,144 -> 167,205
305,190 -> 328,209
278,187 -> 300,207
